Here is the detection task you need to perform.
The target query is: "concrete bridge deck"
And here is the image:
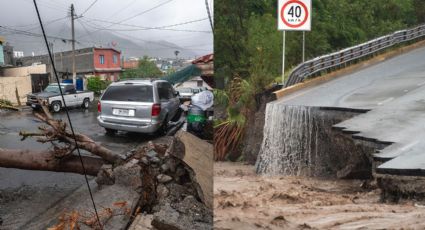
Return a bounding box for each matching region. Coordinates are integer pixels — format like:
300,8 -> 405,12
274,45 -> 425,176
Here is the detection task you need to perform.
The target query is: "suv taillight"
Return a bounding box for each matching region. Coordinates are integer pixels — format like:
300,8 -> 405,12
97,101 -> 101,113
151,104 -> 161,117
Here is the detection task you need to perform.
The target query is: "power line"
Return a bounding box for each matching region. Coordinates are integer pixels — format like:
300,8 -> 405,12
117,0 -> 175,24
0,26 -> 72,42
77,0 -> 175,38
78,19 -> 212,52
80,0 -> 98,16
77,20 -> 99,46
4,16 -> 69,31
32,0 -> 103,229
108,0 -> 138,18
81,17 -> 211,33
22,0 -> 68,13
205,0 -> 214,32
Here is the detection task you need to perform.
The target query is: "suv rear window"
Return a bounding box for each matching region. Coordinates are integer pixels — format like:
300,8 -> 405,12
101,85 -> 153,102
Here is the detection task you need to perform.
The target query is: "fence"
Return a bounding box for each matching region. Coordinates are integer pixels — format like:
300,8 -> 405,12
285,24 -> 425,87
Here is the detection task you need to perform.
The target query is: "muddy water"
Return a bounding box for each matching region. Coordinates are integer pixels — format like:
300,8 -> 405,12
214,162 -> 425,229
256,104 -> 374,178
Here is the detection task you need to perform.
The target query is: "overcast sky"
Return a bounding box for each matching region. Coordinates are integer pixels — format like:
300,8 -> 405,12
0,0 -> 213,56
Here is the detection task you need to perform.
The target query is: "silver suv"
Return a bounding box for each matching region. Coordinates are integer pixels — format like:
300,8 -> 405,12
97,79 -> 180,134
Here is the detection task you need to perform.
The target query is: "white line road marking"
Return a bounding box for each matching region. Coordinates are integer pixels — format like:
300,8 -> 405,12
377,97 -> 394,105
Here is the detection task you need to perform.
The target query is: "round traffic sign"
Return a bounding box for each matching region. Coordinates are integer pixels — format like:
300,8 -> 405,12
280,0 -> 309,28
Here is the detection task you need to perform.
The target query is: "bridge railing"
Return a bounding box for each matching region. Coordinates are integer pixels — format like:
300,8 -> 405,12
285,24 -> 425,87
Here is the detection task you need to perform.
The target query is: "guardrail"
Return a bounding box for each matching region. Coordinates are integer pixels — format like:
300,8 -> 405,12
285,24 -> 425,87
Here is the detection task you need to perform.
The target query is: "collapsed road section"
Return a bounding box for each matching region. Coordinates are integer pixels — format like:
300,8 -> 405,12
8,132 -> 213,230
256,44 -> 425,200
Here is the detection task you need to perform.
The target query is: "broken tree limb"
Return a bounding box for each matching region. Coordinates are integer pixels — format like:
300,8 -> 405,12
0,100 -> 122,175
0,148 -> 104,175
23,105 -> 122,164
0,103 -> 18,111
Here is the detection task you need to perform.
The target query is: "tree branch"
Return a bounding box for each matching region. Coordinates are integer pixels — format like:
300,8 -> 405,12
0,148 -> 104,175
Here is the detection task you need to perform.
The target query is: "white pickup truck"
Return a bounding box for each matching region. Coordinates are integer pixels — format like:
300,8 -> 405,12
26,83 -> 94,112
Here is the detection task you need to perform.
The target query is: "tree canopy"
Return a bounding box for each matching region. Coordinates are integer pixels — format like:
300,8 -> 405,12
215,0 -> 424,90
121,56 -> 163,79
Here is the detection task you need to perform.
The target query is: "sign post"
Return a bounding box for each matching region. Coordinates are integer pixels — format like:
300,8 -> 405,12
278,0 -> 312,84
302,31 -> 305,62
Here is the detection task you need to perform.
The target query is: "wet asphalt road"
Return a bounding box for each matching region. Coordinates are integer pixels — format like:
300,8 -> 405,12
0,105 -> 156,229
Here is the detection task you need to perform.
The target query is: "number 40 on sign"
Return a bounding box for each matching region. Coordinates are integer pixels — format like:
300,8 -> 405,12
278,0 -> 311,31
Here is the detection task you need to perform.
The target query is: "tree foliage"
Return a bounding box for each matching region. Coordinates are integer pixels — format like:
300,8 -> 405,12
121,56 -> 163,79
215,0 -> 422,90
214,0 -> 424,160
87,76 -> 111,95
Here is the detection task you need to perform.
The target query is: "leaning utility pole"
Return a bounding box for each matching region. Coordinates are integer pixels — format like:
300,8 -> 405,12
71,4 -> 76,87
49,42 -> 54,82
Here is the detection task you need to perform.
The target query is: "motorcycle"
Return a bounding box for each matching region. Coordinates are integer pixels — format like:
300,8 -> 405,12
186,90 -> 214,138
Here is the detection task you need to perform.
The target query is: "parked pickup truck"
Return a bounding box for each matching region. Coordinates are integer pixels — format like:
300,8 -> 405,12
26,83 -> 94,112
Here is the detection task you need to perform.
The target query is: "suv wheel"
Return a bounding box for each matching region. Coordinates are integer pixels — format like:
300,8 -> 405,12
82,98 -> 90,109
51,101 -> 61,113
105,128 -> 116,135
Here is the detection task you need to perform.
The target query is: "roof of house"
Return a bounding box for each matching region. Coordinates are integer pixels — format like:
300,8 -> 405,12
192,53 -> 213,64
93,47 -> 121,53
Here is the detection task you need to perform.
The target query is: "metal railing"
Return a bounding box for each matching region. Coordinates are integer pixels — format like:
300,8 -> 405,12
285,24 -> 425,87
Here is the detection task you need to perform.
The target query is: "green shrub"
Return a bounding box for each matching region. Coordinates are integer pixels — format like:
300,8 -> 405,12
87,76 -> 111,95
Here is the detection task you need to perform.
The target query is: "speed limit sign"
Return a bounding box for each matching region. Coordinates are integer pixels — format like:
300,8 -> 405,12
278,0 -> 311,31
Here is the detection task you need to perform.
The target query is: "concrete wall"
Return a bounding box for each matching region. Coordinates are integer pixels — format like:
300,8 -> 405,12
0,65 -> 47,104
2,64 -> 47,77
17,48 -> 94,74
0,75 -> 32,104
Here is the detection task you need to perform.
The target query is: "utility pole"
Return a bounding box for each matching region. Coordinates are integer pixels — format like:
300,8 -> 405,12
49,42 -> 54,82
71,4 -> 76,87
282,31 -> 286,85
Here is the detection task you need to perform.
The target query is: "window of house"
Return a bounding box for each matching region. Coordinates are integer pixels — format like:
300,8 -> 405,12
99,55 -> 105,64
113,54 -> 118,64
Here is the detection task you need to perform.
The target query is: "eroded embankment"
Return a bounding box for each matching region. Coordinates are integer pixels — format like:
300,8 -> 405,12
255,102 -> 425,201
255,104 -> 385,179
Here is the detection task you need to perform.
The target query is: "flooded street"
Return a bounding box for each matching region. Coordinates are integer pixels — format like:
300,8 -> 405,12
0,107 -> 156,229
214,162 -> 425,229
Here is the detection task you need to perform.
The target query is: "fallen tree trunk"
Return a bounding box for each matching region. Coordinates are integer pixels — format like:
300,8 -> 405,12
0,148 -> 104,175
0,103 -> 18,111
32,112 -> 122,163
0,103 -> 121,176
